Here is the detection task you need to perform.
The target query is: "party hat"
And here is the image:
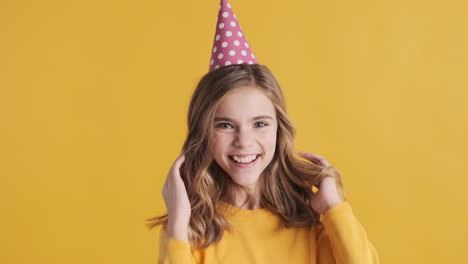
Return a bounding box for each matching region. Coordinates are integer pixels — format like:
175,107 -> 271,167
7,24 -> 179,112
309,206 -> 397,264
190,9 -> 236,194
209,0 -> 258,71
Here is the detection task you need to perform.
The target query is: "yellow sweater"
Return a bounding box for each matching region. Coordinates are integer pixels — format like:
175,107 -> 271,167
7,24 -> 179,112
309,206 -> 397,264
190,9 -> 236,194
158,201 -> 379,264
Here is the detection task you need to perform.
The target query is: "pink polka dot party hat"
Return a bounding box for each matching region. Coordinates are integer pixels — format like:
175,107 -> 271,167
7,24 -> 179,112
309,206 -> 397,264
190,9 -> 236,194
209,0 -> 258,72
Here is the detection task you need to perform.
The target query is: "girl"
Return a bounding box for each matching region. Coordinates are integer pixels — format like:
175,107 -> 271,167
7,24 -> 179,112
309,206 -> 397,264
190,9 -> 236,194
146,63 -> 379,263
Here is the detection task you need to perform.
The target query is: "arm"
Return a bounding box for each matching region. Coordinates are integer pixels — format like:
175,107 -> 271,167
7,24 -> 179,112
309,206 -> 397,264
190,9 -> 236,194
159,151 -> 196,263
158,224 -> 197,264
316,201 -> 379,264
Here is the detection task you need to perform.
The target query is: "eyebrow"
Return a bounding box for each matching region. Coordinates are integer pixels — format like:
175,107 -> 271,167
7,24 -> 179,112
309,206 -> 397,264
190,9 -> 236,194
214,115 -> 274,122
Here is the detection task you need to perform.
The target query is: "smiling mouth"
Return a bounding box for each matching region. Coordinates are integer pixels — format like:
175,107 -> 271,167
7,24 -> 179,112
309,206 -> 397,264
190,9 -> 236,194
228,154 -> 261,163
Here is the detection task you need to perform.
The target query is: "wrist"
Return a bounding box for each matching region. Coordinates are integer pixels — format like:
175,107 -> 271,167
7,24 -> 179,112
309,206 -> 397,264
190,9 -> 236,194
167,221 -> 189,241
322,198 -> 343,214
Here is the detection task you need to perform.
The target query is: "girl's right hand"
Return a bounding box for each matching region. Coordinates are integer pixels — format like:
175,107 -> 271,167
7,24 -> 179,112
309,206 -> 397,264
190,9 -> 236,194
162,151 -> 191,241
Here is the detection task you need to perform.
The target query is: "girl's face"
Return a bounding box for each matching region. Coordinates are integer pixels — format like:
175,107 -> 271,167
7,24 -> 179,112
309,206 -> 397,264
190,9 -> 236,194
212,85 -> 278,189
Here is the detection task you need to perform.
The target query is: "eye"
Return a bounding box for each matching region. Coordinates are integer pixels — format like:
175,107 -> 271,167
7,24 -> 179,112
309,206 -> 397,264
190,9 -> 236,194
216,123 -> 233,129
255,121 -> 268,128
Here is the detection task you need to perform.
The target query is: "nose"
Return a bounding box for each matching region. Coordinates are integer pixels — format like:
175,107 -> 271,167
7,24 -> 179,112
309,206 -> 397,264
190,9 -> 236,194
233,127 -> 255,148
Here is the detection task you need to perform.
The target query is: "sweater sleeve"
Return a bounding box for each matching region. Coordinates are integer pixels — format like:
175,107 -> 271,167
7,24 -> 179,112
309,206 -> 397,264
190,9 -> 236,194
158,225 -> 197,264
315,201 -> 379,264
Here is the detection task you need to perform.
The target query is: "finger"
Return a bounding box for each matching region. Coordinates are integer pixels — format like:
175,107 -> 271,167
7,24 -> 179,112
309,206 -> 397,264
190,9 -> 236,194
175,151 -> 186,165
169,153 -> 186,177
298,152 -> 317,162
303,152 -> 330,167
298,152 -> 330,166
298,151 -> 322,160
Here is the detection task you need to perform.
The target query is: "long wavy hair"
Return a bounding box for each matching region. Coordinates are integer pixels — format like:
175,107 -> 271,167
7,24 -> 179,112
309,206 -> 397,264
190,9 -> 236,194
146,63 -> 346,249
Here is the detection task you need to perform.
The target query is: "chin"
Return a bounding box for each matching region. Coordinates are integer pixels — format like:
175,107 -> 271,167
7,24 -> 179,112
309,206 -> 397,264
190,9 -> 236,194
230,173 -> 261,187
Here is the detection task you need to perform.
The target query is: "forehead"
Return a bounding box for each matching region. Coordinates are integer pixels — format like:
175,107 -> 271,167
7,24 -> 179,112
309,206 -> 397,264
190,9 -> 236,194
214,86 -> 276,118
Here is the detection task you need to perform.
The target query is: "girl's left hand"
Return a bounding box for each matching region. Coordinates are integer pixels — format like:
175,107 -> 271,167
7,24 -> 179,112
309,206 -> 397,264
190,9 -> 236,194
298,152 -> 343,214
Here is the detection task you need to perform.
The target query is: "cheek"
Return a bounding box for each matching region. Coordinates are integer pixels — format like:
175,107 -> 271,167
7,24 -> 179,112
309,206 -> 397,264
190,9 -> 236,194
212,134 -> 231,155
260,128 -> 277,148
265,137 -> 277,152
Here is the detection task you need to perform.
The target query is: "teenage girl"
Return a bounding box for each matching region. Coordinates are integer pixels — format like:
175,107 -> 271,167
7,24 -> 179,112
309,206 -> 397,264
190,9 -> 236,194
147,63 -> 379,264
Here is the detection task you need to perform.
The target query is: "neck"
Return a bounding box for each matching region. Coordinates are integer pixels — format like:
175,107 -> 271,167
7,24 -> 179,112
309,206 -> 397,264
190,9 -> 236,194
222,183 -> 263,210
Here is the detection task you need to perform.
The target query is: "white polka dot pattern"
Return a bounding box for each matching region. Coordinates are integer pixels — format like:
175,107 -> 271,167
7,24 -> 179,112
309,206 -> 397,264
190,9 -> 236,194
209,0 -> 258,72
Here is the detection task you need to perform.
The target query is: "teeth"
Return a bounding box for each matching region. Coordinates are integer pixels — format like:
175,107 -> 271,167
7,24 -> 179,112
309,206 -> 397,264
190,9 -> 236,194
231,155 -> 258,163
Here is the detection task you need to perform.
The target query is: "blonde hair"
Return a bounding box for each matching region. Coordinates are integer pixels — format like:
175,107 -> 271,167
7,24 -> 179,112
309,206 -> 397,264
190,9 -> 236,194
146,64 -> 346,249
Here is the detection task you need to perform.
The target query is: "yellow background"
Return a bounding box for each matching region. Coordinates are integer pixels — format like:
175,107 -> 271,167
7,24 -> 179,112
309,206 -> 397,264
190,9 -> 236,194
1,0 -> 467,263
